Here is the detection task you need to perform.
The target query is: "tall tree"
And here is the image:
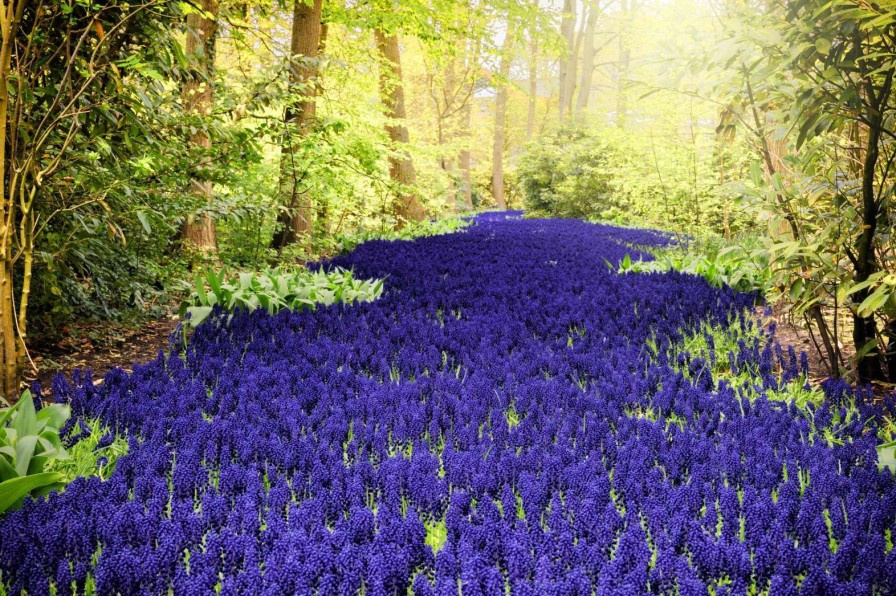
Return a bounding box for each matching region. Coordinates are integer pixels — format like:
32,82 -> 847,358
181,0 -> 220,257
458,35 -> 481,211
615,0 -> 633,128
0,0 -> 23,399
272,0 -> 325,249
491,23 -> 514,210
375,29 -> 426,224
575,2 -> 598,114
564,2 -> 586,116
558,0 -> 575,119
526,30 -> 538,139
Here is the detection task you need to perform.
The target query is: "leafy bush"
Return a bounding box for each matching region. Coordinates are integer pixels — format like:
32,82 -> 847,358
0,391 -> 69,514
516,124 -> 756,236
180,267 -> 386,328
517,127 -> 618,220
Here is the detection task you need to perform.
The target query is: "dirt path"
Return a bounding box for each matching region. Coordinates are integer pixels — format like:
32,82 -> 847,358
28,316 -> 180,395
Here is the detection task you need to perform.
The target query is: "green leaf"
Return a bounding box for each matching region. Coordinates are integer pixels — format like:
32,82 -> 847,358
857,285 -> 891,317
0,472 -> 64,513
877,440 -> 896,473
14,436 -> 38,477
9,393 -> 37,437
856,338 -> 880,360
136,211 -> 152,234
0,455 -> 16,483
35,404 -> 70,432
186,306 -> 214,327
194,274 -> 208,306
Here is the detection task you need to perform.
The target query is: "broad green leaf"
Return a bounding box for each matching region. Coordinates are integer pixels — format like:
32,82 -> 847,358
9,394 -> 37,438
186,306 -> 213,327
0,472 -> 65,513
36,404 -> 70,431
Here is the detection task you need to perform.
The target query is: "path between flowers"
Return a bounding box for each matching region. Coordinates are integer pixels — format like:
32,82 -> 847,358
2,215 -> 895,594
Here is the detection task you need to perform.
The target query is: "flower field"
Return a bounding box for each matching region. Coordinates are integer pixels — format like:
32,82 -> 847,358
3,215 -> 896,595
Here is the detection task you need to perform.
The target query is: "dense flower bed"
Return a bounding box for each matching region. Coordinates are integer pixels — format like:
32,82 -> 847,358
2,217 -> 895,594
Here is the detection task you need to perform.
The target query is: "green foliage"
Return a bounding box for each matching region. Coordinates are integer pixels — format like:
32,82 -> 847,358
701,0 -> 896,380
47,419 -> 129,484
668,317 -> 825,407
0,392 -> 69,514
18,0 -> 245,338
424,519 -> 448,554
517,124 -> 755,235
331,217 -> 471,255
618,238 -> 770,294
517,127 -> 617,220
180,268 -> 386,328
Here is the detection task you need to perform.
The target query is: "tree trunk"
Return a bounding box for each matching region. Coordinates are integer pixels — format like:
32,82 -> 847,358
0,0 -> 23,400
526,33 -> 538,140
181,0 -> 219,257
616,0 -> 631,128
374,29 -> 426,224
272,0 -> 324,250
575,4 -> 597,115
438,49 -> 458,173
458,38 -> 477,210
558,0 -> 575,120
564,3 -> 586,117
852,73 -> 892,383
459,91 -> 474,210
491,25 -> 513,210
315,21 -> 331,235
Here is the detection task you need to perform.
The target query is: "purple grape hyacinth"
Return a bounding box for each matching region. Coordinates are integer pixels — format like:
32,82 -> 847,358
2,216 -> 894,595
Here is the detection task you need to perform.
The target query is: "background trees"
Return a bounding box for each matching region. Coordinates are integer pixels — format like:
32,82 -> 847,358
5,0 -> 896,397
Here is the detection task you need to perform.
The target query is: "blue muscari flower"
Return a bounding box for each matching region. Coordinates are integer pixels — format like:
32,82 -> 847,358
5,217 -> 896,592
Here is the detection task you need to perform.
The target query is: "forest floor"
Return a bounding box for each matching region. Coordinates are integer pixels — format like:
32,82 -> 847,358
29,315 -> 180,394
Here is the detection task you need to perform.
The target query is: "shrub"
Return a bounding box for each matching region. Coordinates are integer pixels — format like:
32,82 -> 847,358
517,127 -> 617,220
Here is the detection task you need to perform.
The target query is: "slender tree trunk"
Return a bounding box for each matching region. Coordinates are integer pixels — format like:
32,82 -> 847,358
181,0 -> 219,257
375,29 -> 426,224
564,3 -> 586,116
459,88 -> 474,210
272,0 -> 324,250
526,33 -> 538,140
852,74 -> 892,383
458,39 -> 477,210
0,0 -> 23,400
439,50 -> 458,172
616,0 -> 631,128
491,25 -> 513,210
558,0 -> 575,120
315,21 -> 331,235
575,4 -> 597,115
